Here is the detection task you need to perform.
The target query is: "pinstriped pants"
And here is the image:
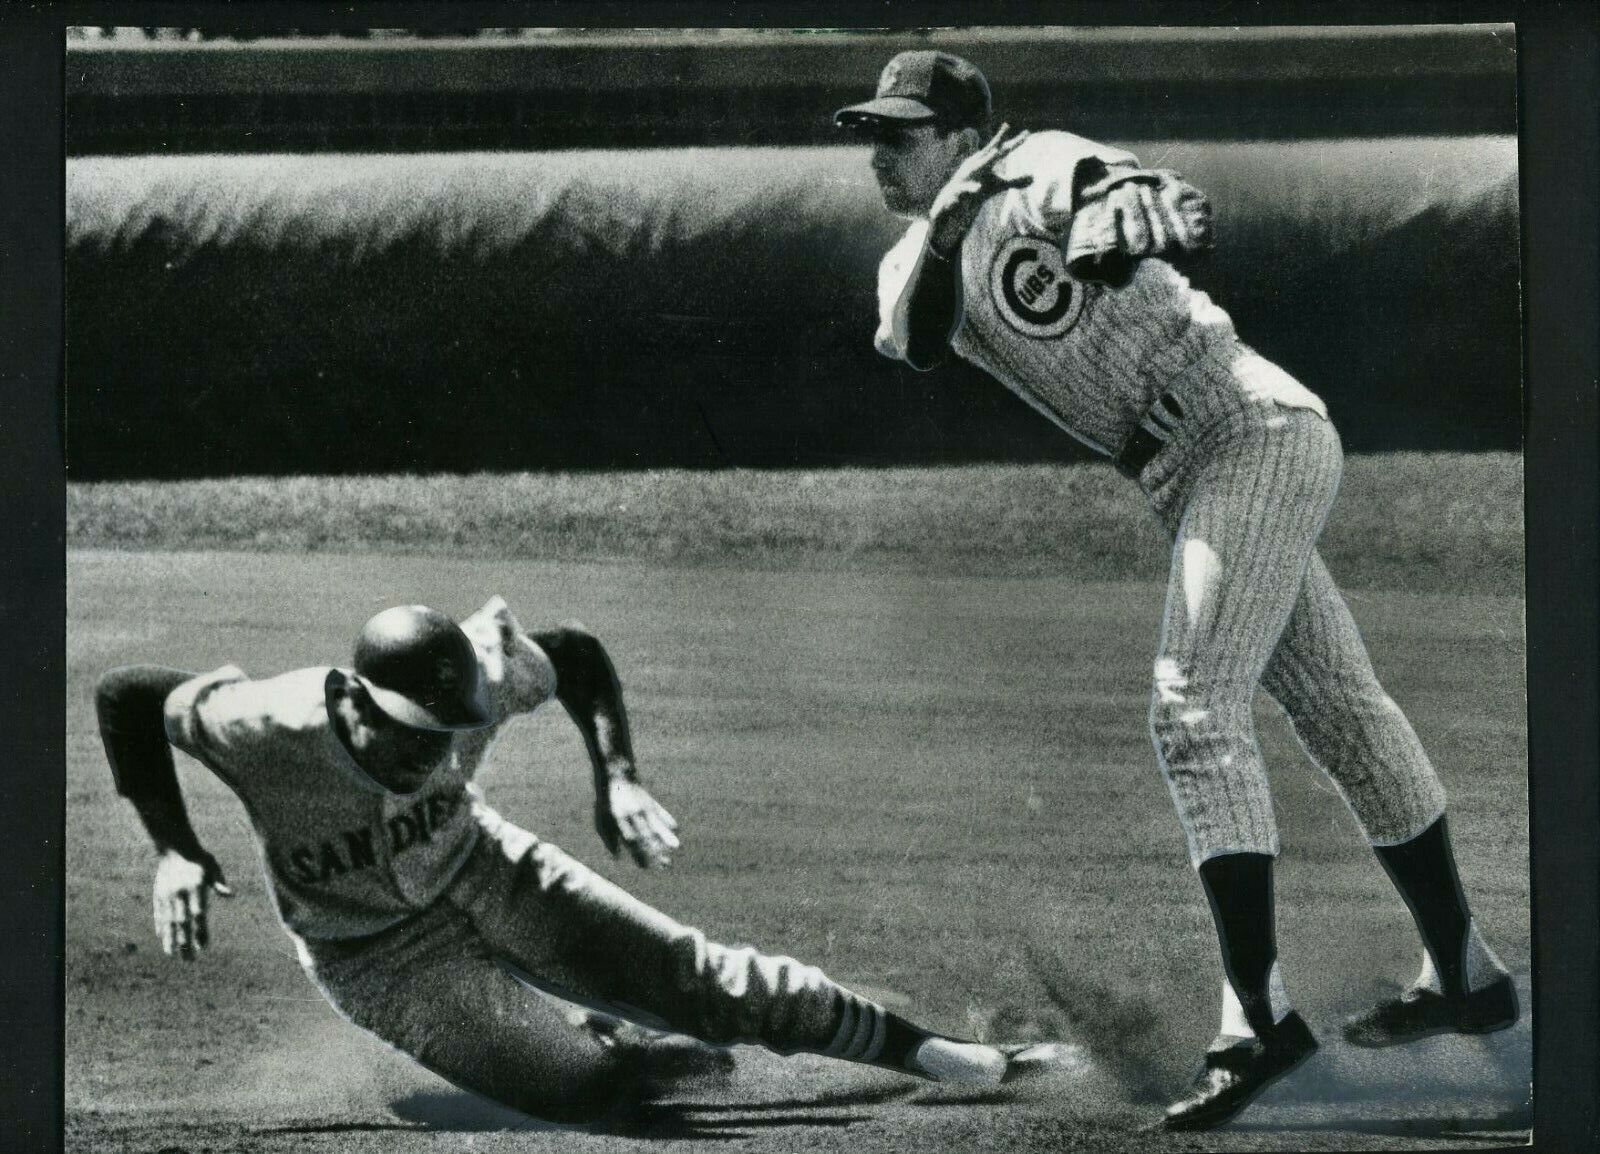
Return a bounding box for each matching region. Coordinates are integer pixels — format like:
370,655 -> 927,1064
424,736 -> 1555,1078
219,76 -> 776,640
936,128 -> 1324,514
1141,390 -> 1446,867
299,818 -> 888,1119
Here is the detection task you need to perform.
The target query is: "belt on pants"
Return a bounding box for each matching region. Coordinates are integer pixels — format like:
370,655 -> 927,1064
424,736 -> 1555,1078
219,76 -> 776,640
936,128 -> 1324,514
1113,391 -> 1186,479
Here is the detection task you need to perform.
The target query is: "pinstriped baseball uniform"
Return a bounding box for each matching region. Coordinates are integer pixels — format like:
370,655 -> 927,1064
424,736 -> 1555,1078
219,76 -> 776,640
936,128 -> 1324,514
162,597 -> 892,1109
876,130 -> 1446,867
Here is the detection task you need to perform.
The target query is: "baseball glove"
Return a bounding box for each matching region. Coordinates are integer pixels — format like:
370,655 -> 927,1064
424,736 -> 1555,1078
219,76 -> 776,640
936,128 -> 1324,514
1065,163 -> 1215,285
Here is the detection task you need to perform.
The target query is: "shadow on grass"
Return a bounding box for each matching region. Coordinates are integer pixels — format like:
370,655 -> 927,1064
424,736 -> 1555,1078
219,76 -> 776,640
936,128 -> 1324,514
603,1079 -> 938,1139
387,1091 -> 562,1134
375,1086 -> 897,1142
682,1084 -> 1016,1114
682,1080 -> 923,1113
612,1104 -> 875,1141
1227,1103 -> 1532,1143
263,1120 -> 431,1135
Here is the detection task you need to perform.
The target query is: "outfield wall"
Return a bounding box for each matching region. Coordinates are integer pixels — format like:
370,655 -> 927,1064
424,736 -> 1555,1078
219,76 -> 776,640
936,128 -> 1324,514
67,27 -> 1517,153
66,137 -> 1519,478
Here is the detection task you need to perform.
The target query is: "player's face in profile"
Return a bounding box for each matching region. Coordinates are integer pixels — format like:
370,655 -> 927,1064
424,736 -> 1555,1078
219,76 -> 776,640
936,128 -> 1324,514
332,678 -> 453,792
363,719 -> 453,793
868,122 -> 960,217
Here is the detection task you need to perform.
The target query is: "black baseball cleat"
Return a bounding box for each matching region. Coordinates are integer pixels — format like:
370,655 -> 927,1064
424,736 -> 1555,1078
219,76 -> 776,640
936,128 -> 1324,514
1160,1011 -> 1318,1132
1342,973 -> 1519,1048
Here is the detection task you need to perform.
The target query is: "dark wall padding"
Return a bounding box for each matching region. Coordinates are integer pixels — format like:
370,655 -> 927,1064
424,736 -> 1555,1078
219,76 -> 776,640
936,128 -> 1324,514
66,28 -> 1519,153
66,139 -> 1519,478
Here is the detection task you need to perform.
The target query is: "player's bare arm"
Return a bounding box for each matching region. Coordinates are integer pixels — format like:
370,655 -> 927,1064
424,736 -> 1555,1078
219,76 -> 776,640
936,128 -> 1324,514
94,666 -> 235,960
533,623 -> 680,868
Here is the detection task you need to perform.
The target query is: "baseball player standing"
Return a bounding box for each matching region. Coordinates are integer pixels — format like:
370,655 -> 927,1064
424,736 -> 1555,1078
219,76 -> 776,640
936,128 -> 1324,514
94,595 -> 1055,1124
834,50 -> 1519,1131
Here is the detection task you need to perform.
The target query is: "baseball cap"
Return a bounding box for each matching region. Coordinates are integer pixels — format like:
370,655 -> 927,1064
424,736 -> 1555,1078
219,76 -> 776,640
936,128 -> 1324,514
351,604 -> 494,732
834,50 -> 992,131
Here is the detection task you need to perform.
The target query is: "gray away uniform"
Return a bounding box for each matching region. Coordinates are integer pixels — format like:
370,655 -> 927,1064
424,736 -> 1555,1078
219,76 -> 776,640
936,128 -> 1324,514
162,600 -> 893,1117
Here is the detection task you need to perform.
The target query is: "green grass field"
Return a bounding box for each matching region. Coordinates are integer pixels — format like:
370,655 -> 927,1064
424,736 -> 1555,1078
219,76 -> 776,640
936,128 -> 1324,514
64,460 -> 1530,1153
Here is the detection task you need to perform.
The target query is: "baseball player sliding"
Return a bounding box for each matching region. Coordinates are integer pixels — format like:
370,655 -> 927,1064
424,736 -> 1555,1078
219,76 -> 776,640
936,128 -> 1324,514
835,50 -> 1519,1131
95,596 -> 1061,1124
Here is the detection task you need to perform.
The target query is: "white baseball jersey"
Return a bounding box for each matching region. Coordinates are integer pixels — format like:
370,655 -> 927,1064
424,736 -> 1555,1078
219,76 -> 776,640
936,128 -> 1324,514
163,597 -> 558,941
873,130 -> 1444,877
870,125 -> 1462,1056
874,130 -> 1324,457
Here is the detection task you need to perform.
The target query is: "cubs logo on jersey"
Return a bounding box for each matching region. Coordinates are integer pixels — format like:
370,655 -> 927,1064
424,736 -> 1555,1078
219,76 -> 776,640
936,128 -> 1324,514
989,235 -> 1087,339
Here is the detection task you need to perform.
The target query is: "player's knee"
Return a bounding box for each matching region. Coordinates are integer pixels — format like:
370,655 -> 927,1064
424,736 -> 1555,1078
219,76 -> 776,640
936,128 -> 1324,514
670,934 -> 760,1043
671,933 -> 838,1049
1284,685 -> 1402,754
1148,674 -> 1251,770
1149,669 -> 1211,759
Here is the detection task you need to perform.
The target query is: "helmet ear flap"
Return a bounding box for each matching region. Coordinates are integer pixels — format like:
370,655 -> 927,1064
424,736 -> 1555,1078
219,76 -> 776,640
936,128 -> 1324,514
345,677 -> 384,725
327,667 -> 379,725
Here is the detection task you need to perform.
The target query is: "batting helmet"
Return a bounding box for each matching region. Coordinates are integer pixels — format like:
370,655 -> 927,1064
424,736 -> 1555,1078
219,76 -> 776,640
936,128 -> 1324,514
351,605 -> 494,731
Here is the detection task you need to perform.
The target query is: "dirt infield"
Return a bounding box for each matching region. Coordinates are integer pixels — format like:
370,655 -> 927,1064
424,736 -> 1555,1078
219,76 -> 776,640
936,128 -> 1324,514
65,548 -> 1530,1153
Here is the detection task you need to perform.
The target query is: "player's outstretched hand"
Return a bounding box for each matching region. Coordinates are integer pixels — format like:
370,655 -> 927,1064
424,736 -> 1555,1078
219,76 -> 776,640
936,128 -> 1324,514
597,779 -> 681,869
152,847 -> 234,960
928,123 -> 1034,258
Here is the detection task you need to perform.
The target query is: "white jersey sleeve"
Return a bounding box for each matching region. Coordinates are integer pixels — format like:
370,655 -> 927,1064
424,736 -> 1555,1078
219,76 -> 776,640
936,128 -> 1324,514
163,664 -> 283,790
457,596 -> 559,719
162,665 -> 247,755
873,218 -> 932,361
872,134 -> 1137,364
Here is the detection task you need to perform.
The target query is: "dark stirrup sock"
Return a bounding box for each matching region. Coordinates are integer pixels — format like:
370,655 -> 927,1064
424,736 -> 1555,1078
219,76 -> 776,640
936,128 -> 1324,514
1198,852 -> 1279,1038
1373,815 -> 1472,997
878,1012 -> 935,1069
